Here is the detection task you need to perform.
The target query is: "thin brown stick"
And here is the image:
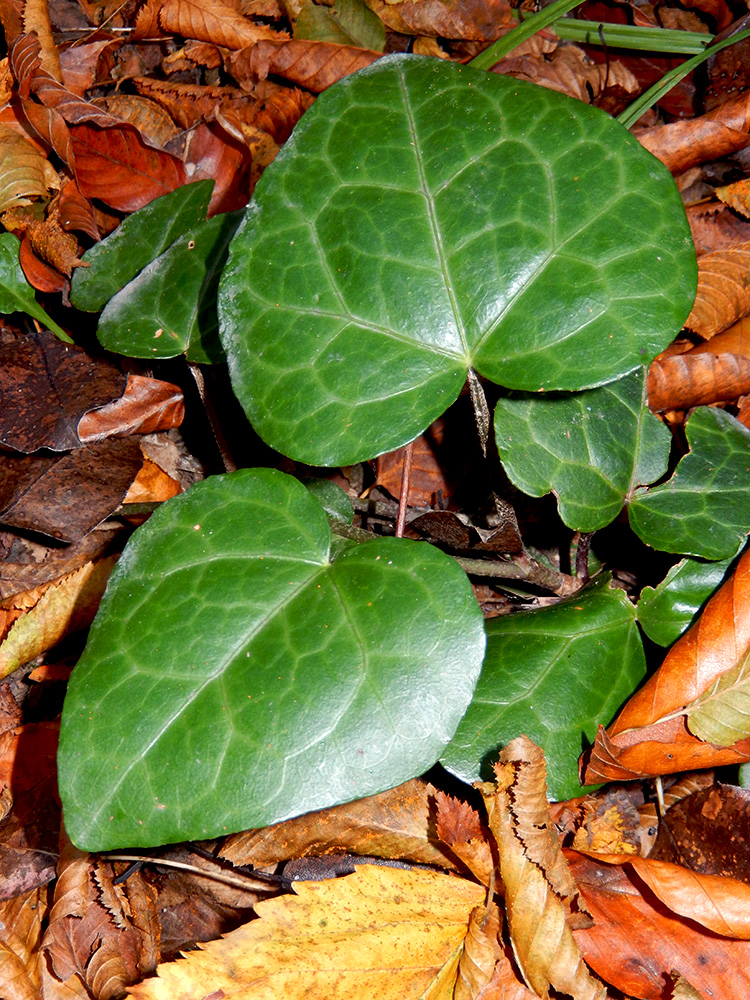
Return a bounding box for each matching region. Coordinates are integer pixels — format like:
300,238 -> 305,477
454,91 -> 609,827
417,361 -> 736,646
188,363 -> 237,473
396,441 -> 414,538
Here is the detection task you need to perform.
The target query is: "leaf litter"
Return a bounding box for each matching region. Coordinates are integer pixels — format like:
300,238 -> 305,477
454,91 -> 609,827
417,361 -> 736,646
4,0 -> 750,997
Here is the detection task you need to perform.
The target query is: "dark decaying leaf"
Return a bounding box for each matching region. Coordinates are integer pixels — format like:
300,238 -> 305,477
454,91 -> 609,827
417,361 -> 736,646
0,438 -> 144,543
0,329 -> 125,453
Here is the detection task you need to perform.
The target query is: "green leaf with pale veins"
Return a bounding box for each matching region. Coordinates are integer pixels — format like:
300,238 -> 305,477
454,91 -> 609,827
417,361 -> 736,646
70,180 -> 214,312
629,407 -> 750,559
637,551 -> 740,647
95,211 -> 241,362
440,574 -> 646,800
58,468 -> 485,851
493,368 -> 671,531
687,648 -> 750,746
219,54 -> 696,466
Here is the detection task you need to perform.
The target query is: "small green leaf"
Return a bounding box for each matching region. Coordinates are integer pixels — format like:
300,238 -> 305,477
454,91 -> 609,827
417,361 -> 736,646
440,574 -> 646,800
637,552 -> 739,647
95,211 -> 241,362
295,0 -> 386,49
493,368 -> 670,531
58,468 -> 485,850
70,180 -> 214,312
219,54 -> 696,466
629,407 -> 750,559
303,478 -> 354,523
0,233 -> 72,343
687,649 -> 750,746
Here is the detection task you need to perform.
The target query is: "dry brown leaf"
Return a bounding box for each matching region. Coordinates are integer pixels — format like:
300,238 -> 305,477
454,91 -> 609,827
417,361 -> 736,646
671,972 -> 709,998
130,865 -> 485,1000
124,458 -> 182,504
647,350 -> 750,410
481,737 -> 605,1000
235,39 -> 381,92
0,885 -> 51,1000
471,955 -> 539,999
77,375 -> 184,442
23,0 -> 62,82
454,901 -> 502,1000
494,44 -> 639,106
634,89 -> 750,174
220,778 -> 460,871
685,242 -> 750,338
687,202 -> 750,257
435,790 -> 495,886
365,0 -> 512,40
0,556 -> 118,678
159,0 -> 285,47
0,123 -> 59,213
716,176 -> 750,218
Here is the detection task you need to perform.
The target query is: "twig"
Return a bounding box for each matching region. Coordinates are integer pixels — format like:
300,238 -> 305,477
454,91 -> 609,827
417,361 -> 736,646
102,854 -> 278,890
188,363 -> 237,473
396,441 -> 414,538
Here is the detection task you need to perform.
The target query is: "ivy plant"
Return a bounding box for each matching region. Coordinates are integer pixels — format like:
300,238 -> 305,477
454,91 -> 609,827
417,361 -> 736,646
56,54 -> 715,851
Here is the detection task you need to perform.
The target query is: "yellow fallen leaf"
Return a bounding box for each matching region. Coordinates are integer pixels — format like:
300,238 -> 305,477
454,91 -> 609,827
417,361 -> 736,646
129,864 -> 485,1000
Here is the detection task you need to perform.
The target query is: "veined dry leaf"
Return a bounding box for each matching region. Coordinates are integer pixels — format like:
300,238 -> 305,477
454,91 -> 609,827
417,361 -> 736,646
685,242 -> 750,339
435,791 -> 495,886
364,0 -> 511,40
647,350 -> 750,410
472,956 -> 539,999
690,316 -> 750,356
687,202 -> 750,257
77,375 -> 184,442
239,39 -> 381,92
634,89 -> 750,174
494,44 -> 639,106
90,94 -> 180,148
129,865 -> 485,1000
481,737 -> 605,1000
57,179 -> 99,240
454,901 -> 502,1000
23,0 -> 62,82
716,177 -> 750,219
0,885 -> 51,1000
159,0 -> 286,46
686,646 -> 750,744
220,778 -> 460,871
0,556 -> 118,678
0,123 -> 59,213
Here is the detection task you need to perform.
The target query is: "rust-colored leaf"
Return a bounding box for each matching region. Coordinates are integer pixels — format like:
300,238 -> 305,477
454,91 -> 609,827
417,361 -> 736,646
69,122 -> 186,212
688,202 -> 750,257
647,350 -> 750,410
77,374 -> 184,442
435,790 -> 495,886
184,119 -> 252,215
159,0 -> 286,47
57,178 -> 99,240
716,176 -> 750,218
364,0 -> 512,40
634,89 -> 750,174
684,242 -> 750,339
240,39 -> 381,92
569,851 -> 750,999
454,901 -> 502,1000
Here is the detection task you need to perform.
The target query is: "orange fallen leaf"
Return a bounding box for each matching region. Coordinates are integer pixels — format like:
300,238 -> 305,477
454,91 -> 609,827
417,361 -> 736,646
684,242 -> 750,339
129,865 -> 485,1000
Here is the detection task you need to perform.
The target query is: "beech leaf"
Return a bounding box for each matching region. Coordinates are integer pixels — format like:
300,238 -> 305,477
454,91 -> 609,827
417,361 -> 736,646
687,648 -> 750,745
219,54 -> 696,465
128,865 -> 485,1000
295,0 -> 386,50
685,242 -> 750,339
628,406 -> 750,559
58,468 -> 485,850
494,368 -> 670,532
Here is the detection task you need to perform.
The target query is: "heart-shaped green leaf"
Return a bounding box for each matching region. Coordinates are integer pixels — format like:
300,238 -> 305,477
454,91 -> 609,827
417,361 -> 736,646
71,180 -> 214,313
58,468 -> 485,851
219,54 -> 697,466
493,368 -> 671,531
95,210 -> 242,362
637,551 -> 739,647
0,233 -> 71,343
440,574 -> 646,800
629,407 -> 750,559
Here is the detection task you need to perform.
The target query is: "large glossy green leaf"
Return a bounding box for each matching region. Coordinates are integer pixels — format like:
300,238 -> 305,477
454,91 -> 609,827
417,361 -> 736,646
219,54 -> 696,466
637,551 -> 739,647
58,468 -> 485,851
440,574 -> 646,800
0,233 -> 71,343
95,211 -> 241,362
493,368 -> 670,531
629,407 -> 750,559
70,180 -> 214,312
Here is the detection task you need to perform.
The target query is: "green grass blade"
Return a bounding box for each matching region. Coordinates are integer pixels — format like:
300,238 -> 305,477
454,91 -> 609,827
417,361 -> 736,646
468,0 -> 585,69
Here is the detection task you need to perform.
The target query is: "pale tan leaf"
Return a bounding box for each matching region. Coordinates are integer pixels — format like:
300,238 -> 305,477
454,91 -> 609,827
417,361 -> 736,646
0,886 -> 50,1000
23,0 -> 62,81
159,0 -> 285,47
685,242 -> 750,339
482,738 -> 605,1000
471,955 -> 538,999
0,557 -> 117,678
130,865 -> 484,1000
671,972 -> 709,999
716,177 -> 750,220
454,901 -> 502,1000
686,647 -> 750,745
0,123 -> 59,213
